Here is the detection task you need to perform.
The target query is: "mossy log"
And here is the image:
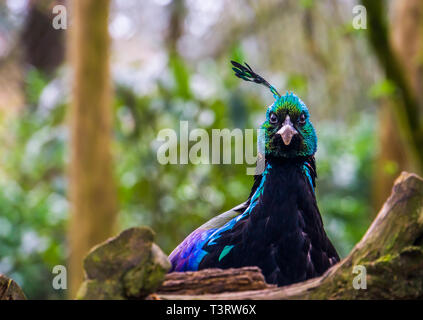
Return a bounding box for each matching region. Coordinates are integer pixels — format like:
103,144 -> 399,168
156,172 -> 423,299
76,227 -> 171,300
0,274 -> 26,300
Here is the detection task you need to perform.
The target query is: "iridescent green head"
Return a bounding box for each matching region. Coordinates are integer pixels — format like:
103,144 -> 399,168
231,61 -> 317,159
262,92 -> 317,158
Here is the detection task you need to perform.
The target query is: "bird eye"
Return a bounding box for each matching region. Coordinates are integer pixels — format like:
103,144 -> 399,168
299,113 -> 306,125
269,113 -> 278,124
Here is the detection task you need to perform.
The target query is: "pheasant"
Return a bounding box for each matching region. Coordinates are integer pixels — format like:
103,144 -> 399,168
168,61 -> 339,286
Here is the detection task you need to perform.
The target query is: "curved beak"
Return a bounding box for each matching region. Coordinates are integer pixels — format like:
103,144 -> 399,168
277,115 -> 298,145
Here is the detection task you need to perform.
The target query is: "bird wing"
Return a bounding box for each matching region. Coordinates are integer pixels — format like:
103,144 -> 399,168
168,201 -> 249,272
169,168 -> 264,272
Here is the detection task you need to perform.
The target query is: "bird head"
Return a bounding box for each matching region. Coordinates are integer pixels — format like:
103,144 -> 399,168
262,93 -> 317,158
231,61 -> 317,159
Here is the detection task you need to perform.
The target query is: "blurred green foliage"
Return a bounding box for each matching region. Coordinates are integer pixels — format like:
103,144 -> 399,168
0,69 -> 67,299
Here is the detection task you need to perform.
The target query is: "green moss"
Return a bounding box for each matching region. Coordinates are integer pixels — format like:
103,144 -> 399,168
375,253 -> 395,263
77,227 -> 170,300
384,232 -> 399,252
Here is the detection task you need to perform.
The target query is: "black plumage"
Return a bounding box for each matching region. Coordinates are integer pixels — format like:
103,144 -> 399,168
199,156 -> 339,286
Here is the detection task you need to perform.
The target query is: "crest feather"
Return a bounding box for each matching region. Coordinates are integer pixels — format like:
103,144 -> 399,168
231,60 -> 280,99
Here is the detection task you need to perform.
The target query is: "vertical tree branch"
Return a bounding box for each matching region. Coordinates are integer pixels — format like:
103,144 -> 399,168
361,0 -> 423,172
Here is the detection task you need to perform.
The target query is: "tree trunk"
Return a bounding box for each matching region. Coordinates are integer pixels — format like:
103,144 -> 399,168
391,0 -> 423,106
68,0 -> 118,298
155,172 -> 423,299
362,0 -> 423,174
372,106 -> 410,214
372,0 -> 423,213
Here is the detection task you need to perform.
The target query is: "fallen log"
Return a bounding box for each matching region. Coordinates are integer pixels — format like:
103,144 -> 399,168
156,172 -> 423,299
156,267 -> 275,296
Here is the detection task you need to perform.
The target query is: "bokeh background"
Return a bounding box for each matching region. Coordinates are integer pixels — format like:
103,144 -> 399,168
0,0 -> 421,299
